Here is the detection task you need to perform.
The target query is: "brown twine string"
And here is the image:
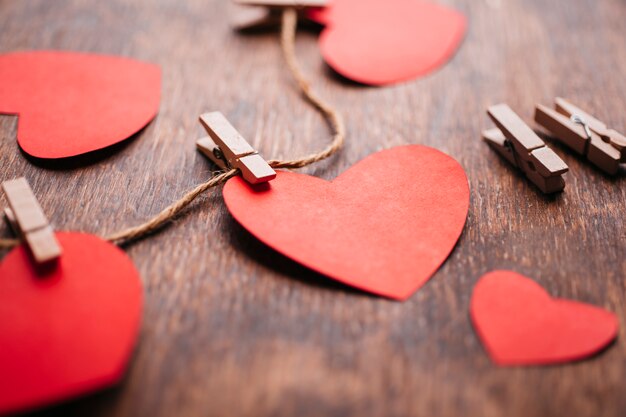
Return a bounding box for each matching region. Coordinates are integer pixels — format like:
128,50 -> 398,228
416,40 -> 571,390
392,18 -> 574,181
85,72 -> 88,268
268,8 -> 346,168
0,8 -> 345,250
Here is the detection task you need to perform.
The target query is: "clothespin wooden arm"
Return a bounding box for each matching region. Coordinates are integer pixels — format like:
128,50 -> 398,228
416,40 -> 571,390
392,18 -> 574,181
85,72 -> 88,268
2,178 -> 62,264
555,98 -> 602,127
535,104 -> 589,154
488,104 -> 545,154
196,112 -> 276,185
196,137 -> 229,170
482,128 -> 518,167
488,104 -> 568,176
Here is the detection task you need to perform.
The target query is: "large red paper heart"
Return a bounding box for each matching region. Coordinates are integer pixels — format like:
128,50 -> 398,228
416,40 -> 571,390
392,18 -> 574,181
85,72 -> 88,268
0,232 -> 143,414
307,0 -> 467,85
223,145 -> 469,300
470,271 -> 619,366
0,51 -> 161,159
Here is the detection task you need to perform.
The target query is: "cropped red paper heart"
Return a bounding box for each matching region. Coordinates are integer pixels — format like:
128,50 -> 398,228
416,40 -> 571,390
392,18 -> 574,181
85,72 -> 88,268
307,0 -> 467,85
470,271 -> 618,366
0,51 -> 161,158
0,232 -> 143,415
223,145 -> 469,300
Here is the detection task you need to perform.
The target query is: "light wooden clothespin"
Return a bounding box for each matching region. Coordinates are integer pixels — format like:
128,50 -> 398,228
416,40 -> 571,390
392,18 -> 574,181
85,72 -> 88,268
2,177 -> 62,264
535,98 -> 626,175
483,104 -> 569,194
196,112 -> 276,185
232,0 -> 327,31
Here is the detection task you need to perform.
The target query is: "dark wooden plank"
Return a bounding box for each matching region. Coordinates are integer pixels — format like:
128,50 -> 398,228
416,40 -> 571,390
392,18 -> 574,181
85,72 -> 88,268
0,0 -> 624,416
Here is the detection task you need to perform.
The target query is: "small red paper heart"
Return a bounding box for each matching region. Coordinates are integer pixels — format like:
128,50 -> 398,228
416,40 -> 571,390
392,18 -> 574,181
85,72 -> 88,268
223,145 -> 469,300
471,271 -> 619,366
0,232 -> 143,414
307,0 -> 467,85
0,51 -> 161,159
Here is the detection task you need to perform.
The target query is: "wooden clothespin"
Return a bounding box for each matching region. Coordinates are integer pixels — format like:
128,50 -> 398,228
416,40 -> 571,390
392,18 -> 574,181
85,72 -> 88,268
232,0 -> 327,31
483,104 -> 569,194
535,98 -> 626,175
196,112 -> 276,185
2,177 -> 62,264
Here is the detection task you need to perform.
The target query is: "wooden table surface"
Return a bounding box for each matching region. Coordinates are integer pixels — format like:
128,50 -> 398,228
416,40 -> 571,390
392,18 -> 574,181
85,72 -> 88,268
1,0 -> 625,416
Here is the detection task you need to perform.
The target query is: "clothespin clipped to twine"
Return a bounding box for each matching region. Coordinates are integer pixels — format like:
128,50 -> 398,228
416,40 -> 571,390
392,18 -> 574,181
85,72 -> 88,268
2,178 -> 62,264
196,112 -> 277,184
232,0 -> 326,31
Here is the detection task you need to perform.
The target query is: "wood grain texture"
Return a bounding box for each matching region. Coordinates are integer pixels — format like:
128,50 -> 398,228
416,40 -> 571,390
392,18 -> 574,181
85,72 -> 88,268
0,0 -> 624,416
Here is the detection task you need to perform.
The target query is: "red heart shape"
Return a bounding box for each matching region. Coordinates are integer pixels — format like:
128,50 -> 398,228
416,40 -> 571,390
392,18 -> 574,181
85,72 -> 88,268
471,271 -> 619,365
0,51 -> 160,159
0,232 -> 143,414
307,0 -> 467,85
223,145 -> 469,300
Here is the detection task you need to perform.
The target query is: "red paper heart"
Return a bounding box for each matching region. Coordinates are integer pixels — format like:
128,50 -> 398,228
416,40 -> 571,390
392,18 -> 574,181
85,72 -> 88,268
223,145 -> 469,300
0,51 -> 161,159
307,0 -> 467,85
470,271 -> 619,366
0,232 -> 143,414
